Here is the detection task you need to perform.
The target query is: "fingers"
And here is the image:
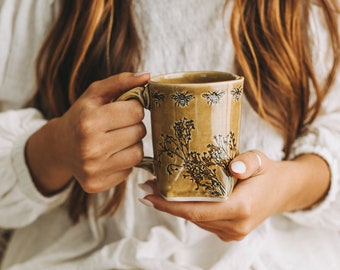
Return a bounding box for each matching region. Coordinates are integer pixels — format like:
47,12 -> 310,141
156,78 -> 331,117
193,220 -> 251,242
138,179 -> 261,242
138,151 -> 275,242
140,181 -> 249,222
96,99 -> 145,131
108,123 -> 147,154
229,150 -> 267,179
53,72 -> 150,194
109,141 -> 145,170
73,119 -> 146,174
83,72 -> 150,104
76,142 -> 144,193
81,122 -> 146,160
79,168 -> 133,194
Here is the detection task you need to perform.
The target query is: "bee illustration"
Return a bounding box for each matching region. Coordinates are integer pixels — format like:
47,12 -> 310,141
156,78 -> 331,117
231,86 -> 243,101
151,91 -> 165,106
202,90 -> 225,105
170,91 -> 194,107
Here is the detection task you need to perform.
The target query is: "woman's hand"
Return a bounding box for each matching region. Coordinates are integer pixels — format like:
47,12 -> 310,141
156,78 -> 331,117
141,151 -> 330,242
26,72 -> 150,195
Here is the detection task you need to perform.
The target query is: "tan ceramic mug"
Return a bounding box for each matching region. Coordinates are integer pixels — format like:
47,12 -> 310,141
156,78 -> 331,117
119,71 -> 244,201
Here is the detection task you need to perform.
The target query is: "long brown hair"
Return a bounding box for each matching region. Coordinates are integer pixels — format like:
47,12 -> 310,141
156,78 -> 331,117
34,0 -> 140,222
34,0 -> 339,222
230,0 -> 339,155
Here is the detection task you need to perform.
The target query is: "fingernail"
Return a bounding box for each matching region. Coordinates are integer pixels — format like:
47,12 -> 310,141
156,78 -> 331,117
231,161 -> 247,174
138,198 -> 154,208
138,183 -> 154,195
134,71 -> 150,77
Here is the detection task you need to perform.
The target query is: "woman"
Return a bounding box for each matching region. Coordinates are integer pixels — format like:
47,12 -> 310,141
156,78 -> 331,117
0,0 -> 339,269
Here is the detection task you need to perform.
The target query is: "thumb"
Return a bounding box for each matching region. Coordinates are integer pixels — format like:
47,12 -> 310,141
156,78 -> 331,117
229,150 -> 266,179
83,72 -> 150,104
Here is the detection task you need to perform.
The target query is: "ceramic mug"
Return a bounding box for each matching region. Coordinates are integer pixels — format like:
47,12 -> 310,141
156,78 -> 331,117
118,71 -> 244,201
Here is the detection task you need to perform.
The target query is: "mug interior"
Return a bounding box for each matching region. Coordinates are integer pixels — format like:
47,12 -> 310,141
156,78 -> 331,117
150,71 -> 242,85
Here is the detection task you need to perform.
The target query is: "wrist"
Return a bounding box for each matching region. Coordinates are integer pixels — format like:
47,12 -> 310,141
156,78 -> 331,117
278,154 -> 330,213
25,118 -> 73,195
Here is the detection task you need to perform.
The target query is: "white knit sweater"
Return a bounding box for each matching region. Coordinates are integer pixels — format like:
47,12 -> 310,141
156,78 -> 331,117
0,0 -> 340,269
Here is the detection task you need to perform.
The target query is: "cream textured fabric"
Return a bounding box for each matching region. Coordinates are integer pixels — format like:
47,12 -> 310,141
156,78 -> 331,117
0,0 -> 340,269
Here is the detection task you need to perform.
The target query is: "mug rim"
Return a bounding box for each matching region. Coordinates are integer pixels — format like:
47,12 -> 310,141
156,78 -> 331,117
149,70 -> 244,85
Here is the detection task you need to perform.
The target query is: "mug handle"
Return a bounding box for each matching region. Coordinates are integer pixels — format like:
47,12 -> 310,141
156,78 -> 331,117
116,85 -> 151,110
116,85 -> 155,175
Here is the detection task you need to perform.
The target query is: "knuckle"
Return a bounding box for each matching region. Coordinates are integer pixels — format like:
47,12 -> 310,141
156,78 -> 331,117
217,231 -> 246,242
116,72 -> 129,81
76,124 -> 99,158
79,141 -> 99,160
129,145 -> 144,165
234,222 -> 252,239
219,236 -> 228,242
232,234 -> 247,241
218,235 -> 233,242
134,123 -> 147,139
78,174 -> 102,194
112,169 -> 133,184
236,201 -> 252,219
184,209 -> 206,222
79,168 -> 132,194
127,101 -> 145,121
81,180 -> 102,193
77,112 -> 95,137
88,81 -> 101,92
79,164 -> 95,180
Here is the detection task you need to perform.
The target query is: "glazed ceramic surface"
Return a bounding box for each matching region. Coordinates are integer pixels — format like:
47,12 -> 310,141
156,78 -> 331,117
120,71 -> 243,201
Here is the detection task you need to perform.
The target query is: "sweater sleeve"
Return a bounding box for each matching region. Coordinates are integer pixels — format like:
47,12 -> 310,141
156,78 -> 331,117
283,86 -> 340,230
283,6 -> 340,230
0,109 -> 72,229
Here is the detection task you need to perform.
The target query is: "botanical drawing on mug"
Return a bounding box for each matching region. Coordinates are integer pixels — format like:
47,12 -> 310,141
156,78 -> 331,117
156,117 -> 238,198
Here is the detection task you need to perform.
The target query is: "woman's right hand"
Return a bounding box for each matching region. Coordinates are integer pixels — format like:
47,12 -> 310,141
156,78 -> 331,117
26,72 -> 150,195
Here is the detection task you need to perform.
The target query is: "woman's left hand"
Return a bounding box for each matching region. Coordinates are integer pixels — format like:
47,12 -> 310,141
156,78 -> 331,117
141,150 -> 330,242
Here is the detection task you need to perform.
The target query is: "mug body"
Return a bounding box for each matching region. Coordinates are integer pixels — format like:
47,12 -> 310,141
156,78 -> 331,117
147,71 -> 243,201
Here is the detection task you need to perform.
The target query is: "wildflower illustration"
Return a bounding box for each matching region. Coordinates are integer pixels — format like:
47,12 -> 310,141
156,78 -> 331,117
157,118 -> 238,197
